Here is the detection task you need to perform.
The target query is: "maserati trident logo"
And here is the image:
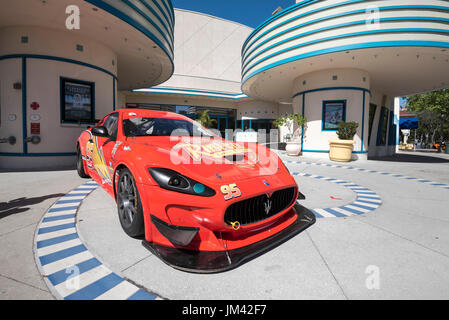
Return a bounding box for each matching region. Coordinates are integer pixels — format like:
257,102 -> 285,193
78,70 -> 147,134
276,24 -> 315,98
264,196 -> 272,215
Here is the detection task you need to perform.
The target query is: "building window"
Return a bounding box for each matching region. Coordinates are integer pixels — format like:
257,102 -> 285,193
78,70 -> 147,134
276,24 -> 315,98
322,100 -> 346,131
60,77 -> 95,123
377,106 -> 389,146
388,110 -> 396,145
242,119 -> 252,131
368,103 -> 377,146
103,112 -> 119,141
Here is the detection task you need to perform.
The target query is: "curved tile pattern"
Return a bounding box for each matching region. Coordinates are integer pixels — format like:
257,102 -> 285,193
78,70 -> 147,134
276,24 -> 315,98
33,181 -> 159,300
287,160 -> 449,190
292,172 -> 382,218
241,0 -> 449,84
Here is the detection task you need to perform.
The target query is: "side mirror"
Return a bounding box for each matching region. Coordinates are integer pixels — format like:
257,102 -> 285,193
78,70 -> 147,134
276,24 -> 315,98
91,126 -> 109,138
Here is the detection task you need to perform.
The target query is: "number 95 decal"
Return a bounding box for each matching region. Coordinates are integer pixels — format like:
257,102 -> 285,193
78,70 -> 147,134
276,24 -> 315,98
221,184 -> 241,201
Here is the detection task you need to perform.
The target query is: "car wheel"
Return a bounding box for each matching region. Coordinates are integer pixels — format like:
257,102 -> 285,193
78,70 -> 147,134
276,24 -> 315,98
117,168 -> 145,238
76,147 -> 90,178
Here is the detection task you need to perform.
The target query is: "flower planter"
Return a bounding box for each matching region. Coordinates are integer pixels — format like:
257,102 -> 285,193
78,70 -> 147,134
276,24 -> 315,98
285,142 -> 301,156
329,139 -> 354,162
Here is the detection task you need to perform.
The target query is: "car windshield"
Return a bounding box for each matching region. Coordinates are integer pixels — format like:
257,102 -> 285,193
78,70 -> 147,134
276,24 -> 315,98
123,117 -> 215,137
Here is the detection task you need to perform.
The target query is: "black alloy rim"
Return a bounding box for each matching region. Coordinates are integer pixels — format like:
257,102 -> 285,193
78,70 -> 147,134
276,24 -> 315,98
118,173 -> 137,227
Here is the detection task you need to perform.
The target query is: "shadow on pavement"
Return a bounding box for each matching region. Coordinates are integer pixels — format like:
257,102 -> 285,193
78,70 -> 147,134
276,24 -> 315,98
0,166 -> 75,173
369,153 -> 449,163
0,194 -> 65,219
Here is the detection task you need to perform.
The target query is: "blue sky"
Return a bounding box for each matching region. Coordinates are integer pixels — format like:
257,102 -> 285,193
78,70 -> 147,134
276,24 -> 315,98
400,97 -> 408,109
172,0 -> 296,28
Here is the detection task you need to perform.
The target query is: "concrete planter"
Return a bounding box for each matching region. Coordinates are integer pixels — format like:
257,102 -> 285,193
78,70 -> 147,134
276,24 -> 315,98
285,142 -> 301,156
329,139 -> 355,162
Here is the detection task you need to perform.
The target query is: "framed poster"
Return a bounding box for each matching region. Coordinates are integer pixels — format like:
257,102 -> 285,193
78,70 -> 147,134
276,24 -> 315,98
322,100 -> 346,131
60,77 -> 95,123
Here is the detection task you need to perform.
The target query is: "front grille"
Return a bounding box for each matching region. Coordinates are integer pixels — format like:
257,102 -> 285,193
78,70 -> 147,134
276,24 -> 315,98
225,187 -> 296,226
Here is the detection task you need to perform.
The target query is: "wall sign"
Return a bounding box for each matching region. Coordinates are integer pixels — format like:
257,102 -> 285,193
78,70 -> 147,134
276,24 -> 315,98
30,102 -> 40,110
8,114 -> 17,121
31,123 -> 40,135
235,131 -> 258,143
30,114 -> 41,121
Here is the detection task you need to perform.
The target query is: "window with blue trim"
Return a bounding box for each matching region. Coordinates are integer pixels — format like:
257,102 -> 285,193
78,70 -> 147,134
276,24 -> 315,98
368,103 -> 377,146
388,110 -> 396,146
322,100 -> 346,131
376,106 -> 389,146
60,77 -> 95,124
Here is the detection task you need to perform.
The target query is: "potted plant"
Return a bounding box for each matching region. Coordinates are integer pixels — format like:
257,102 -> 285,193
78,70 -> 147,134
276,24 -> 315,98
273,113 -> 307,156
329,121 -> 359,162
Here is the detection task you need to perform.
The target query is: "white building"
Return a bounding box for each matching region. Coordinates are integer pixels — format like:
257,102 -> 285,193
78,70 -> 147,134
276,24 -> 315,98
1,0 -> 449,169
0,0 -> 174,169
241,0 -> 449,160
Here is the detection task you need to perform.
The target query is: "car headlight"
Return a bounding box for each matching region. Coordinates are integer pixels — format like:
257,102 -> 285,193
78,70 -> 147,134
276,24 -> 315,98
148,168 -> 216,197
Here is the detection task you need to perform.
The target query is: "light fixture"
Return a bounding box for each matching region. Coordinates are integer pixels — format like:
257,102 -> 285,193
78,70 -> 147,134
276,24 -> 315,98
272,6 -> 283,15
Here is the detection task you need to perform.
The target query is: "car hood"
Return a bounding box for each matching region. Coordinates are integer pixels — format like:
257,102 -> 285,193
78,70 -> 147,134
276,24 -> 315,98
125,136 -> 282,184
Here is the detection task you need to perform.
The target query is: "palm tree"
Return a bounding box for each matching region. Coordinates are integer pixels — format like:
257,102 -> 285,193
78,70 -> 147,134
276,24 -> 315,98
196,110 -> 217,128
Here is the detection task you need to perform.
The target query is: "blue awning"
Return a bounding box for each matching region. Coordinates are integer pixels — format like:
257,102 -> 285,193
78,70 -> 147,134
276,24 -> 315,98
399,118 -> 419,129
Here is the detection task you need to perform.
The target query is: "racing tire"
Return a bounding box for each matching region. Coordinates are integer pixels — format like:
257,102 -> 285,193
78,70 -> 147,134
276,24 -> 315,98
76,147 -> 90,179
117,168 -> 145,238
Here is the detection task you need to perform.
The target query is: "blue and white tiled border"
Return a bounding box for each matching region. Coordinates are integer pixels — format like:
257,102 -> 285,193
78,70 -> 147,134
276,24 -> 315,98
286,160 -> 449,190
33,181 -> 159,300
293,173 -> 382,219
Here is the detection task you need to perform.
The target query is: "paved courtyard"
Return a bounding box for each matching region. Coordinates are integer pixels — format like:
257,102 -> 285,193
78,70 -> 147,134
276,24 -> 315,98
1,151 -> 449,299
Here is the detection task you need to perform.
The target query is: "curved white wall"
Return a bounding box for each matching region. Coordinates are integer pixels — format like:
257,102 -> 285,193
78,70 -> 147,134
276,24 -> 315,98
0,0 -> 177,169
0,26 -> 117,76
237,101 -> 279,120
242,0 -> 449,101
291,69 -> 370,157
0,27 -> 117,169
156,9 -> 253,94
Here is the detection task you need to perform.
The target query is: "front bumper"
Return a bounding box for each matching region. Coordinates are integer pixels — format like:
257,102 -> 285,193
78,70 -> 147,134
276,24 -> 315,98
142,203 -> 316,273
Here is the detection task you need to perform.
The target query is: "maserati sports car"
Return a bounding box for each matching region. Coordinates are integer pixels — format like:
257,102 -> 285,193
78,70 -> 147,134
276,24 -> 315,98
76,109 -> 315,272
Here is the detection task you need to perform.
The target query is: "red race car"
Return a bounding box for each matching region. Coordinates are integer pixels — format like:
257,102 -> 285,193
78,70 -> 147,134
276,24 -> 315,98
76,109 -> 315,273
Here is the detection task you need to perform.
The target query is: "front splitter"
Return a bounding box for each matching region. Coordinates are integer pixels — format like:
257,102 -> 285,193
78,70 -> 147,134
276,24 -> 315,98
142,203 -> 316,273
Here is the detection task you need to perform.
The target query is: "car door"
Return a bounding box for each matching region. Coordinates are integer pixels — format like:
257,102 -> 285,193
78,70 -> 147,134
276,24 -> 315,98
92,112 -> 119,193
